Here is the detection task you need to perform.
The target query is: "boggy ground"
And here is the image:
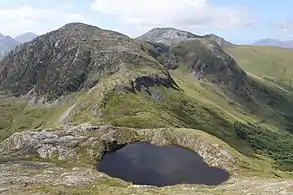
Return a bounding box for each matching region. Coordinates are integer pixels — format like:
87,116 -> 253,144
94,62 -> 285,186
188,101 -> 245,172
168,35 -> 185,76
1,124 -> 293,194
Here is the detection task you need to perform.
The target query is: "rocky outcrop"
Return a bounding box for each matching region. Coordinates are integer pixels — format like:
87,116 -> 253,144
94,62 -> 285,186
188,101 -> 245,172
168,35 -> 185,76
137,28 -> 231,47
0,124 -> 140,162
137,28 -> 201,45
0,124 -> 235,171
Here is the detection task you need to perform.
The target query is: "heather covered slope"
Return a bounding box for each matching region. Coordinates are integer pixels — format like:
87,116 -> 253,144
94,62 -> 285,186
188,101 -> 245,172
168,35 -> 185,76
1,23 -> 293,194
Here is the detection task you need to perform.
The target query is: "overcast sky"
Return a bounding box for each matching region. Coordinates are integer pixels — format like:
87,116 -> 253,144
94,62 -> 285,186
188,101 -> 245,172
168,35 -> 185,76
0,0 -> 292,44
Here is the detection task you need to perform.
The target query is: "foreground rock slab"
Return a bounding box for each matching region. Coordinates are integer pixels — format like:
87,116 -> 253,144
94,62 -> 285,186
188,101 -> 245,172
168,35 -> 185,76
1,124 -> 293,194
0,124 -> 235,170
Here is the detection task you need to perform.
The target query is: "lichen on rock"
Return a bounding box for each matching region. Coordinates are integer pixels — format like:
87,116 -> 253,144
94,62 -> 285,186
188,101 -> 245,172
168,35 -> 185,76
0,123 -> 235,172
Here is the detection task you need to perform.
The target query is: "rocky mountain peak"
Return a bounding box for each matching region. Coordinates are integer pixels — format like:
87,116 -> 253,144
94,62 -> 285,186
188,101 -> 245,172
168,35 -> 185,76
137,28 -> 231,48
140,28 -> 245,90
0,22 -> 171,100
137,27 -> 200,45
61,22 -> 101,30
0,33 -> 3,37
147,38 -> 245,91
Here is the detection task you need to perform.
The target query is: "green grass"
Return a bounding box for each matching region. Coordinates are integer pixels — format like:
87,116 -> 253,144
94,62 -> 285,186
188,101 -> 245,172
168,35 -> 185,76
2,64 -> 293,175
93,72 -> 293,172
0,95 -> 79,142
224,45 -> 293,90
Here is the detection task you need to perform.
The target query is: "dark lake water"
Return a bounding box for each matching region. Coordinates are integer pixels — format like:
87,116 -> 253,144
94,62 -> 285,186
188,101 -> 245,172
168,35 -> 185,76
97,142 -> 230,187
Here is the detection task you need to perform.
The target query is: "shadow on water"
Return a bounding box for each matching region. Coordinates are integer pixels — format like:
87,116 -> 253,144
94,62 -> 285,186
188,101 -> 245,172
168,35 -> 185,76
97,142 -> 230,187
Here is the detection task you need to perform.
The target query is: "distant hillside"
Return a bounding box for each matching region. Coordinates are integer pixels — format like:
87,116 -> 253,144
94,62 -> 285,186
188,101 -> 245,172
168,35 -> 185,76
0,35 -> 19,59
0,32 -> 38,60
253,39 -> 293,49
14,32 -> 38,44
225,45 -> 293,89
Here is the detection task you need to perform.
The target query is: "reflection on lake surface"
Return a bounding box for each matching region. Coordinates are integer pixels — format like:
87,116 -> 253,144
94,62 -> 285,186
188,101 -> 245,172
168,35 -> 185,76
97,142 -> 230,187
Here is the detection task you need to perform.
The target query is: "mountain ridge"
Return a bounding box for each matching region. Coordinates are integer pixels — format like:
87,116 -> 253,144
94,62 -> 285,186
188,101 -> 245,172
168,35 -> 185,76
137,27 -> 232,47
0,23 -> 241,101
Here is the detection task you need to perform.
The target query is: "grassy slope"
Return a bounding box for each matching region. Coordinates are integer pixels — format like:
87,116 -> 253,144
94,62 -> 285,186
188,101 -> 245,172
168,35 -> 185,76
0,95 -> 78,141
66,70 -> 293,173
224,44 -> 293,132
224,45 -> 293,89
222,45 -> 293,171
2,58 -> 293,175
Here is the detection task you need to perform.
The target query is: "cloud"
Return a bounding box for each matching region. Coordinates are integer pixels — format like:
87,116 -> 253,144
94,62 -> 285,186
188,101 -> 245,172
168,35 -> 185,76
0,6 -> 86,36
90,0 -> 255,34
269,19 -> 293,40
275,20 -> 293,34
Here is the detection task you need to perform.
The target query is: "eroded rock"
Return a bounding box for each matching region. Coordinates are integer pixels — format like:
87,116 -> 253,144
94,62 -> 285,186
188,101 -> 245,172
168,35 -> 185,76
0,124 -> 235,171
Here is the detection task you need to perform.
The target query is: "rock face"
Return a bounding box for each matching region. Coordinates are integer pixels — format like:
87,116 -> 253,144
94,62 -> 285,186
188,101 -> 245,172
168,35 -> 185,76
137,28 -> 231,47
0,124 -> 235,171
137,28 -> 201,45
0,23 -> 172,100
142,31 -> 245,90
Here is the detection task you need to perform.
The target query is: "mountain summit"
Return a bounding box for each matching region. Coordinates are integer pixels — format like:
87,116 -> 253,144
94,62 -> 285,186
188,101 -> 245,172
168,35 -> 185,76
137,28 -> 231,46
137,28 -> 201,45
139,28 -> 243,91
